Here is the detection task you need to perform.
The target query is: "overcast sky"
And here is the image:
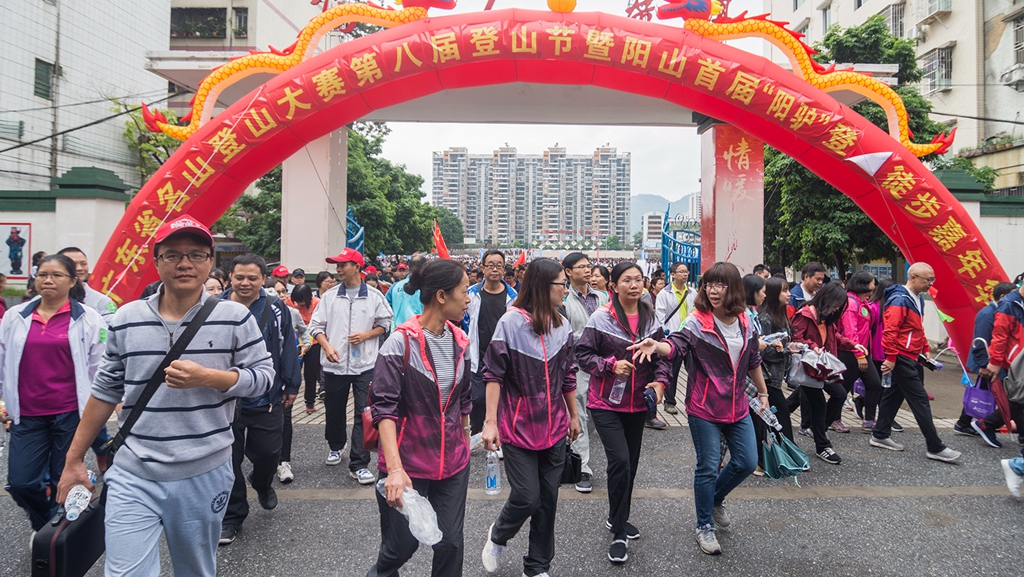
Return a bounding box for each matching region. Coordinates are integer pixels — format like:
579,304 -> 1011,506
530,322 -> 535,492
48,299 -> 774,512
379,0 -> 766,203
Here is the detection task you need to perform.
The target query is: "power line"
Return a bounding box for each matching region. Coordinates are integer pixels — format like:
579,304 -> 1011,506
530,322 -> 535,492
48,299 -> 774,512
910,108 -> 1024,127
0,92 -> 184,156
0,89 -> 169,115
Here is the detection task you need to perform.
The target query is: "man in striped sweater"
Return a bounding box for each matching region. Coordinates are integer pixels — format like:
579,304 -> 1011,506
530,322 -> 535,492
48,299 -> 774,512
57,216 -> 275,576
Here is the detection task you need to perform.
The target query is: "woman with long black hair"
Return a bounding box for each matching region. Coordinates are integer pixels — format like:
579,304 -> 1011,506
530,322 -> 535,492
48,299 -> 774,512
577,262 -> 665,565
790,282 -> 868,464
755,277 -> 795,469
480,258 -> 581,577
367,259 -> 473,577
841,271 -> 883,431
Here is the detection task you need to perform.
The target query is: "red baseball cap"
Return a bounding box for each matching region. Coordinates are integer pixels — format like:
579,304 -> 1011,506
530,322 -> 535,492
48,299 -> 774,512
396,263 -> 408,270
271,265 -> 290,277
364,265 -> 378,275
326,248 -> 365,268
154,215 -> 214,247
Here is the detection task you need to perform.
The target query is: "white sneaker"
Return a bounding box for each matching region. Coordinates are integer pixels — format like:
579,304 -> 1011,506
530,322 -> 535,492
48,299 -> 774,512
277,462 -> 294,484
926,447 -> 962,463
869,437 -> 904,451
524,573 -> 550,577
482,523 -> 505,573
351,468 -> 376,485
325,450 -> 343,466
1001,459 -> 1023,497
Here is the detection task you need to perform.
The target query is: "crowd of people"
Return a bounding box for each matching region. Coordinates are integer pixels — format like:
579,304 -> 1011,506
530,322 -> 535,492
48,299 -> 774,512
3,215 -> 1024,576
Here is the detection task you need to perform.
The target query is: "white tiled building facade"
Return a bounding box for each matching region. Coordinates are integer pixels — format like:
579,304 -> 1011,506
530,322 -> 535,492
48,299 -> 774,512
432,146 -> 631,248
763,0 -> 1024,191
0,0 -> 171,191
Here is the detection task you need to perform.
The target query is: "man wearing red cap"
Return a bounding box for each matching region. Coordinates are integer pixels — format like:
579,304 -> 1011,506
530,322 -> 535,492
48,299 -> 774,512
57,215 -> 275,576
309,248 -> 392,484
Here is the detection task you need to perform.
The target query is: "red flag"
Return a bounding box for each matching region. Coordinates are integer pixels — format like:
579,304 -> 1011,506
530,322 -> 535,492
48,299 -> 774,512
514,250 -> 526,267
432,220 -> 451,260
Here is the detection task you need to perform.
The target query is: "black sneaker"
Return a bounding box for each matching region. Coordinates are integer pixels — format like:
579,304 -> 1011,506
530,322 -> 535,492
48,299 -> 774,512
891,421 -> 904,433
817,448 -> 842,464
973,420 -> 1003,448
249,473 -> 278,510
605,520 -> 641,539
219,524 -> 239,546
575,472 -> 592,493
954,423 -> 981,437
608,539 -> 629,563
853,396 -> 864,419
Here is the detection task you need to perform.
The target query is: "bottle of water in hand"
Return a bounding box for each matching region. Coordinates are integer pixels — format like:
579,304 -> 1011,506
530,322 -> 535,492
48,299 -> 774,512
65,470 -> 97,521
609,376 -> 627,405
485,451 -> 501,495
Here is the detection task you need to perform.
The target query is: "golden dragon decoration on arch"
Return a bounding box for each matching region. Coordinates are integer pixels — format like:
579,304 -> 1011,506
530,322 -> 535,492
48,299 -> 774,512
144,0 -> 953,157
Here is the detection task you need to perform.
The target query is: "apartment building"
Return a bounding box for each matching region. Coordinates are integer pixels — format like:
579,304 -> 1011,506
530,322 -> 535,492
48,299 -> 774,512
641,211 -> 664,249
763,0 -> 1024,192
432,145 -> 631,247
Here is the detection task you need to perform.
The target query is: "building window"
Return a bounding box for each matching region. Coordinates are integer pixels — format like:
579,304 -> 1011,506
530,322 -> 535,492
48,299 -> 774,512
822,5 -> 832,31
883,3 -> 905,38
855,0 -> 863,8
920,47 -> 953,93
170,8 -> 227,38
794,0 -> 806,9
233,7 -> 248,38
1015,16 -> 1024,65
34,58 -> 54,100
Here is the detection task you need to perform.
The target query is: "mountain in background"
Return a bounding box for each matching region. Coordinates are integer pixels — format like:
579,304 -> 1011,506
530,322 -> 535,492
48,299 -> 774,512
630,193 -> 696,235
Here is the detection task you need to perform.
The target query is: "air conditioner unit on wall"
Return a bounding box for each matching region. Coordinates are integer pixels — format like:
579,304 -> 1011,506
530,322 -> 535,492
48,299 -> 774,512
907,25 -> 925,42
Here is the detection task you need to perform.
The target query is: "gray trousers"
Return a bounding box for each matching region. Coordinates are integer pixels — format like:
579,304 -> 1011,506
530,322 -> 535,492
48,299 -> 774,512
571,373 -> 595,475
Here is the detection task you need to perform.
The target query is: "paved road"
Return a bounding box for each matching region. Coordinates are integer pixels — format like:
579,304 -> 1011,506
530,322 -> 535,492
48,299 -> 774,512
4,411 -> 1024,576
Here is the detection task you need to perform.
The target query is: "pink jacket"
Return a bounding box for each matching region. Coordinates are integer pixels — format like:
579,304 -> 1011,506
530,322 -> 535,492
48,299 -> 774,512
841,292 -> 873,349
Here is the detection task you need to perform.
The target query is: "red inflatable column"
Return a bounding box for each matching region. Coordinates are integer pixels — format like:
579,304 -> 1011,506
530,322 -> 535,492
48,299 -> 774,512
700,124 -> 765,274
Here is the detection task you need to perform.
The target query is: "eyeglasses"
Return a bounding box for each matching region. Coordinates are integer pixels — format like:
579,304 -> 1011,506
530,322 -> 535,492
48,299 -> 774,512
553,281 -> 570,289
913,275 -> 936,284
569,263 -> 591,270
705,283 -> 729,292
481,263 -> 504,270
35,272 -> 72,280
156,252 -> 213,264
617,278 -> 644,286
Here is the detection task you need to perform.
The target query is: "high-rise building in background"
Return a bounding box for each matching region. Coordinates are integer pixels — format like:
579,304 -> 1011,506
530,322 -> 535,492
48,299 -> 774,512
432,145 -> 631,247
640,211 -> 664,249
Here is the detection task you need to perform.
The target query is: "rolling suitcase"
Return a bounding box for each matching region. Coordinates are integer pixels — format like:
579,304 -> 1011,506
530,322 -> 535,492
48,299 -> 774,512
30,488 -> 106,577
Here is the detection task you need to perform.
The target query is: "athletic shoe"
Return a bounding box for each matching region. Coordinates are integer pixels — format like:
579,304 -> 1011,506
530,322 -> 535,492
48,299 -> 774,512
927,392 -> 935,400
954,423 -> 980,437
798,428 -> 812,438
326,450 -> 343,466
608,539 -> 629,563
973,421 -> 1003,448
575,472 -> 592,493
605,520 -> 641,539
316,388 -> 326,400
861,420 -> 876,432
482,523 -> 506,573
830,420 -> 850,433
1017,435 -> 1024,446
305,405 -> 316,414
645,417 -> 668,430
891,421 -> 904,433
817,447 -> 842,464
753,466 -> 765,477
29,530 -> 36,552
525,573 -> 550,577
1001,459 -> 1023,497
853,396 -> 864,419
843,398 -> 855,411
351,468 -> 376,485
711,504 -> 731,528
664,403 -> 679,415
926,447 -> 962,463
870,437 -> 904,451
277,461 -> 294,484
219,524 -> 239,546
695,525 -> 721,555
248,473 -> 278,510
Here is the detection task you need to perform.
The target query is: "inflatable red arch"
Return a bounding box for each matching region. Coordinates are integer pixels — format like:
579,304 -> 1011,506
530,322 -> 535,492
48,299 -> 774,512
92,8 -> 1007,359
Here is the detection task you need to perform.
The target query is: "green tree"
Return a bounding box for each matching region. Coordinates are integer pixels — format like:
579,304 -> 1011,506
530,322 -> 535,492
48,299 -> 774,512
931,156 -> 1000,193
116,100 -> 181,184
434,205 -> 465,245
604,235 -> 622,250
225,165 -> 283,259
764,15 -> 951,273
633,231 -> 643,248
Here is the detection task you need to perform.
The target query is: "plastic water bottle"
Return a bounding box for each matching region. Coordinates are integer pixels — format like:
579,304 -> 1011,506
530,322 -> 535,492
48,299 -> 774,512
485,451 -> 501,495
882,372 -> 892,389
609,376 -> 627,405
351,344 -> 361,359
762,331 -> 788,344
65,470 -> 97,522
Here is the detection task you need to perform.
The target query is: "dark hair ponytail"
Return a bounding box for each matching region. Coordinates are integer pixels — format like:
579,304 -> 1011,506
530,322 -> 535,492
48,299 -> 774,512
407,259 -> 466,306
38,254 -> 86,303
609,262 -> 652,338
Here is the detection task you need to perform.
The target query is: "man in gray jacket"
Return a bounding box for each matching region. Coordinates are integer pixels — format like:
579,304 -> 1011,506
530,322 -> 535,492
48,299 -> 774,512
654,262 -> 696,415
561,252 -> 606,493
57,216 -> 275,576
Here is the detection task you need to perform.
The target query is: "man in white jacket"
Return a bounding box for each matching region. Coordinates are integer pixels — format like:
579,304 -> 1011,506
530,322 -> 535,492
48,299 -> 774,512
654,262 -> 696,414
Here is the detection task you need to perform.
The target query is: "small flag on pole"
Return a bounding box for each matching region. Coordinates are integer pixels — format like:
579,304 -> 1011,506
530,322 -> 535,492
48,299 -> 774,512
432,220 -> 451,260
514,250 -> 526,267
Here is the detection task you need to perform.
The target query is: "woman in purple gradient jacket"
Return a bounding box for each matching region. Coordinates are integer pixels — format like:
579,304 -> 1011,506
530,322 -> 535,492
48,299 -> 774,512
367,259 -> 473,577
479,258 -> 581,577
576,262 -> 666,565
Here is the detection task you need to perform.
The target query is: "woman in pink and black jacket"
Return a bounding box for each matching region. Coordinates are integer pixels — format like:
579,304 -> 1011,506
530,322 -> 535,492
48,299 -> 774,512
479,258 -> 581,577
367,259 -> 473,577
576,262 -> 665,565
630,262 -> 769,556
841,271 -> 882,431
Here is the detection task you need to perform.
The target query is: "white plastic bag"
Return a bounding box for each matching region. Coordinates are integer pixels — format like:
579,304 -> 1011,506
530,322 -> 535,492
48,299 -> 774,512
376,480 -> 443,546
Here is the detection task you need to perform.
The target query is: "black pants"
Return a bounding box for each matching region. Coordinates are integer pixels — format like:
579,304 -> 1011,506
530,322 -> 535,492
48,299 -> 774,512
786,387 -> 813,429
281,401 -> 294,463
491,441 -> 566,577
663,355 -> 683,406
873,356 -> 946,453
754,386 -> 793,468
366,465 -> 470,577
470,372 -> 486,435
839,350 -> 882,422
983,400 -> 1024,435
303,343 -> 323,407
802,380 -> 846,453
591,409 -> 646,538
324,370 -> 372,471
225,403 -> 284,526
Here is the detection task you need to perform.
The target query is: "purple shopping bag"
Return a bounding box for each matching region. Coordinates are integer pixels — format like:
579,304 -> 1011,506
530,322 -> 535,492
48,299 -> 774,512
853,378 -> 865,397
963,376 -> 995,420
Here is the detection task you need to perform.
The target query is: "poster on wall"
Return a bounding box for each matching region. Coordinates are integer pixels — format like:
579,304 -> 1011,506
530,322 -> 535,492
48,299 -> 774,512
1,223 -> 31,280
